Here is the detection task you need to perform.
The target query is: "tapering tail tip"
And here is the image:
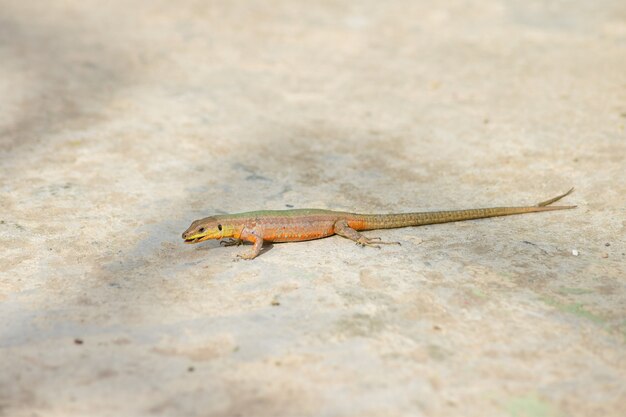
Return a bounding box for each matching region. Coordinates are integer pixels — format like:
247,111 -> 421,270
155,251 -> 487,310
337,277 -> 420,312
537,187 -> 575,207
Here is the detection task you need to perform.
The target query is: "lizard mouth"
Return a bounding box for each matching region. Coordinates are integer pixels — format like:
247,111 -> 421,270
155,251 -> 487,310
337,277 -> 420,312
184,235 -> 211,244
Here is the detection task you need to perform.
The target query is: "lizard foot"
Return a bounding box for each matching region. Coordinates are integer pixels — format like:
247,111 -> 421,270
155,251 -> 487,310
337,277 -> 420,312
235,251 -> 258,261
356,236 -> 401,248
220,238 -> 243,247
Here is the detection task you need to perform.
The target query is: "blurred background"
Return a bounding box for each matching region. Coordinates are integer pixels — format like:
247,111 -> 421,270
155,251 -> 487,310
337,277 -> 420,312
1,1 -> 625,416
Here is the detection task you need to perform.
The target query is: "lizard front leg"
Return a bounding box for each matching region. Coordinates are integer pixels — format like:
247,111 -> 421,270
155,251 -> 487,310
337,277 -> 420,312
334,220 -> 400,248
236,228 -> 264,260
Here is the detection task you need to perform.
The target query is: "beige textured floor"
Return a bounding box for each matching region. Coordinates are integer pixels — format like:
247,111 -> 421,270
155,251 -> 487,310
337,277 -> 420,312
1,1 -> 625,416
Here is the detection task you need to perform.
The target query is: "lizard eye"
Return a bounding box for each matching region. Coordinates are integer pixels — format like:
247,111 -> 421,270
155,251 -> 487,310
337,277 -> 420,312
198,227 -> 205,233
217,224 -> 222,231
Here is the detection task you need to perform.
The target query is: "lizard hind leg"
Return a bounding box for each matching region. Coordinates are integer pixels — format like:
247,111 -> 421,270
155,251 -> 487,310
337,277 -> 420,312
334,220 -> 401,249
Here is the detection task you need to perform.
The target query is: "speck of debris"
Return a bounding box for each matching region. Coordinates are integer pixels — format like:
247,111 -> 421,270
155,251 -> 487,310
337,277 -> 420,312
285,204 -> 294,208
271,299 -> 280,306
187,366 -> 195,372
433,325 -> 442,331
572,249 -> 579,256
74,338 -> 84,345
605,242 -> 611,247
601,253 -> 609,258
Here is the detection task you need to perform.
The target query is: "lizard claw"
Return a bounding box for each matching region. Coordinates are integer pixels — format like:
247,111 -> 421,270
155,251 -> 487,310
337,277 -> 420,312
357,236 -> 400,247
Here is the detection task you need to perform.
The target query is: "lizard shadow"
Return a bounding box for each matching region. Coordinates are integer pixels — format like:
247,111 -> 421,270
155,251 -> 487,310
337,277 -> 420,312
195,240 -> 275,258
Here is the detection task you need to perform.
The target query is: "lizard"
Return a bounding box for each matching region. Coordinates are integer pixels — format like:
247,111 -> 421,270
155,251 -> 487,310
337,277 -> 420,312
181,188 -> 575,260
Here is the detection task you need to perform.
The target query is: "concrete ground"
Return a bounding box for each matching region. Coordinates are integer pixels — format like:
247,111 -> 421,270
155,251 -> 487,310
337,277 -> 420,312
1,1 -> 625,416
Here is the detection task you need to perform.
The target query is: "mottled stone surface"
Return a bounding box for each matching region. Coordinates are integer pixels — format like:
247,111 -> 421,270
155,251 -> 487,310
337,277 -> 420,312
1,1 -> 625,416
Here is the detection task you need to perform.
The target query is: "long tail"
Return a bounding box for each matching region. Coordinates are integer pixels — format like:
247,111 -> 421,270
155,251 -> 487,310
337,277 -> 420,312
351,188 -> 576,230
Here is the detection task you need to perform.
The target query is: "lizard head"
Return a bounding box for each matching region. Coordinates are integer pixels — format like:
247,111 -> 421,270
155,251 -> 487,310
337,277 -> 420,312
182,216 -> 235,243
